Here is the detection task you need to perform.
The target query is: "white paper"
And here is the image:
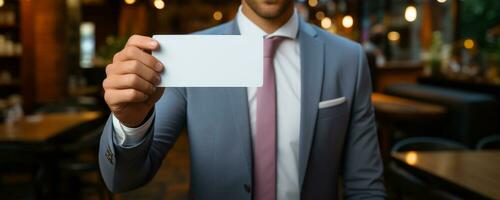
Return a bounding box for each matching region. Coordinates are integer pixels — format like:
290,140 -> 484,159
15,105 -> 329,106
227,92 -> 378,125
152,35 -> 263,87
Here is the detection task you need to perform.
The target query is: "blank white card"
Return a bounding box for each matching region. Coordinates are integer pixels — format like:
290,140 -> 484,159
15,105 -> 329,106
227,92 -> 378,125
152,35 -> 263,87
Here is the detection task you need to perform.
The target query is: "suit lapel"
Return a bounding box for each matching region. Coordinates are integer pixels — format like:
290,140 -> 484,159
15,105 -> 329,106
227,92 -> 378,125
298,19 -> 325,188
222,21 -> 254,178
226,87 -> 253,178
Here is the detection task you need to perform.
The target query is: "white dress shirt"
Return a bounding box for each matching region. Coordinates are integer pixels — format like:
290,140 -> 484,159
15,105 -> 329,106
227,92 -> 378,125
113,6 -> 301,200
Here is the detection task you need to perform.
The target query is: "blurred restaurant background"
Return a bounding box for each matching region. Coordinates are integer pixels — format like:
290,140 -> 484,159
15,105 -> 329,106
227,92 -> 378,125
0,0 -> 499,199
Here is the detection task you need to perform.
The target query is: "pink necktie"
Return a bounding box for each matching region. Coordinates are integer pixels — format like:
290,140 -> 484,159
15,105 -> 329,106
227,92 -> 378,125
254,36 -> 285,200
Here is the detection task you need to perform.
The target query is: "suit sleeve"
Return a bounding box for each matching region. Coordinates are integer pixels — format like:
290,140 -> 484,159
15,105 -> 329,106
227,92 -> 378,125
98,87 -> 187,192
342,45 -> 386,199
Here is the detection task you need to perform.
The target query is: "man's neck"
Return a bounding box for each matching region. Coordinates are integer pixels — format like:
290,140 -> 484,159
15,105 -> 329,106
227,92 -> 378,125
241,3 -> 294,34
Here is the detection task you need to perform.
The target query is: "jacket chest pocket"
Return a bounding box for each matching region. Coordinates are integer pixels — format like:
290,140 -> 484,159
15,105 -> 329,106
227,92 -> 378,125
317,97 -> 349,119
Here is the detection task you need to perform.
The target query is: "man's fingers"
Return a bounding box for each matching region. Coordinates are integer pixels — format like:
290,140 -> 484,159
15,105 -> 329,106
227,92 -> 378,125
104,89 -> 149,105
103,74 -> 156,96
126,34 -> 159,50
113,46 -> 164,72
106,61 -> 161,86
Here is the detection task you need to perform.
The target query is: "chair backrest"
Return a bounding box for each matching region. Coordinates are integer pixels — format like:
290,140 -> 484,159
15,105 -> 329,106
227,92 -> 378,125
391,137 -> 468,152
476,134 -> 500,150
389,137 -> 467,200
60,124 -> 105,154
385,83 -> 498,147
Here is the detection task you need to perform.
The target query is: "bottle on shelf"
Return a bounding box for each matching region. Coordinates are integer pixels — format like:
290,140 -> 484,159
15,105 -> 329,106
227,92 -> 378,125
0,34 -> 21,56
4,94 -> 23,124
0,10 -> 16,27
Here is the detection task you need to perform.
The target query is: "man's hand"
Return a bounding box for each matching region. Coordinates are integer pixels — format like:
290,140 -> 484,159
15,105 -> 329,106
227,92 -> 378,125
103,35 -> 164,127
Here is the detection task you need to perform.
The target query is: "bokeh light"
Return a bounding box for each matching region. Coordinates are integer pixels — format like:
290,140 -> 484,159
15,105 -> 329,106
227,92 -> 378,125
464,39 -> 475,49
342,15 -> 354,28
315,11 -> 325,20
154,0 -> 165,10
388,31 -> 400,42
213,11 -> 223,21
308,0 -> 318,8
321,17 -> 332,29
124,0 -> 135,5
405,151 -> 418,166
404,5 -> 417,22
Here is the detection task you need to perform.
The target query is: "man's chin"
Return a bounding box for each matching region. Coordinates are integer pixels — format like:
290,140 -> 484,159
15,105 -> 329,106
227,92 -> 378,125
243,0 -> 293,20
255,5 -> 283,19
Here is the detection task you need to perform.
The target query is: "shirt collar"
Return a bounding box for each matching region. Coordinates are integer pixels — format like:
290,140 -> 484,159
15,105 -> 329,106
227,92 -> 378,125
236,5 -> 299,40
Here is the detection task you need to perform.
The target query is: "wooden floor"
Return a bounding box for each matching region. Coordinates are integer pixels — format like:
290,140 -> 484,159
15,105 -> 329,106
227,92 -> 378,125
115,133 -> 190,200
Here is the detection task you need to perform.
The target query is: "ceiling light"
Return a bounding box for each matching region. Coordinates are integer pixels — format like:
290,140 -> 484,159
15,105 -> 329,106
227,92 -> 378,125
342,15 -> 353,28
321,17 -> 332,29
154,0 -> 165,10
124,0 -> 135,5
308,0 -> 318,8
404,5 -> 417,22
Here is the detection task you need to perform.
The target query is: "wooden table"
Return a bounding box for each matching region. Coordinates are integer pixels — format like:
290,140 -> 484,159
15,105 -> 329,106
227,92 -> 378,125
372,93 -> 446,120
0,111 -> 104,199
372,93 -> 447,157
0,111 -> 103,143
392,151 -> 500,199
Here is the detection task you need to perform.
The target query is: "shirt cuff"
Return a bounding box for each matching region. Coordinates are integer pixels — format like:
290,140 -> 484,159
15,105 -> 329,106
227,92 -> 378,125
112,113 -> 154,147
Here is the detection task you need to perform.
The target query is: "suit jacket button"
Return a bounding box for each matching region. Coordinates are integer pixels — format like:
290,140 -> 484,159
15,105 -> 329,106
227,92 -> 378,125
243,184 -> 251,193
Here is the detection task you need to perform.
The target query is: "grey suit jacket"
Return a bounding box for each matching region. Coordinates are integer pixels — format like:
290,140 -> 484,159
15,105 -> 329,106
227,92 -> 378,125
99,18 -> 386,200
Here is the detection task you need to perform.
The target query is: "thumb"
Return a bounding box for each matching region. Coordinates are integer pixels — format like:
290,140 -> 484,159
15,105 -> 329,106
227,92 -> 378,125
145,87 -> 164,106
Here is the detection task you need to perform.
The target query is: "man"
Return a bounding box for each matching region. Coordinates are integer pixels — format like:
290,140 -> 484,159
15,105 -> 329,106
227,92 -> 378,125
99,0 -> 386,199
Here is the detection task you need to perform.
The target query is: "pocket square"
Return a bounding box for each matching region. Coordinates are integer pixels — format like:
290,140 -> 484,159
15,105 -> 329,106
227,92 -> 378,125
318,97 -> 346,109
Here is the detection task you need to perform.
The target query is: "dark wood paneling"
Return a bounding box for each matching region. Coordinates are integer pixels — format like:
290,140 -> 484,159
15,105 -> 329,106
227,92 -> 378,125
20,0 -> 35,113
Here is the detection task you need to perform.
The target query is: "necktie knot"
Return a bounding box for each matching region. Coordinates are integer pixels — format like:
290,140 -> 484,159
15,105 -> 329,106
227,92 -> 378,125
264,36 -> 285,58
